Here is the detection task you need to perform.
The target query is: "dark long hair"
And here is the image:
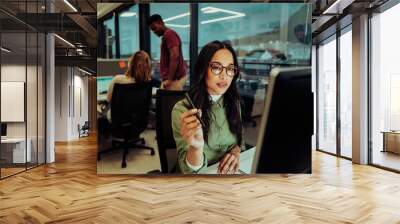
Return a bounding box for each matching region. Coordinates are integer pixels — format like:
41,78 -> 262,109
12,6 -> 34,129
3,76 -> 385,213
187,40 -> 242,146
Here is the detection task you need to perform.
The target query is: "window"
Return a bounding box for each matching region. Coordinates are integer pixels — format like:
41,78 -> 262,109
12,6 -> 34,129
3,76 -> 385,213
118,5 -> 140,58
339,27 -> 352,158
371,4 -> 400,171
198,3 -> 311,64
150,3 -> 190,82
317,36 -> 337,155
103,15 -> 116,58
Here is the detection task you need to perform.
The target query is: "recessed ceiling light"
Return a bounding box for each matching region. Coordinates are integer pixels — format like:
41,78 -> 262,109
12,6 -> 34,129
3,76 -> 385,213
63,0 -> 78,12
200,7 -> 245,24
78,67 -> 93,76
162,7 -> 246,29
164,12 -> 190,22
54,34 -> 75,48
120,12 -> 137,17
165,23 -> 190,28
202,7 -> 219,14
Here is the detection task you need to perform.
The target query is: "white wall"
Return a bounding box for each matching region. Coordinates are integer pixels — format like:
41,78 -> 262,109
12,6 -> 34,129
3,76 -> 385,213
1,65 -> 41,137
1,65 -> 26,139
55,67 -> 89,141
1,63 -> 46,164
1,65 -> 26,81
55,66 -> 70,141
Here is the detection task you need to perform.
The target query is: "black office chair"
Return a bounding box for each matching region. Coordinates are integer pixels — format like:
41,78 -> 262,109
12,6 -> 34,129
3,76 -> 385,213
155,89 -> 186,173
78,121 -> 90,138
97,82 -> 155,168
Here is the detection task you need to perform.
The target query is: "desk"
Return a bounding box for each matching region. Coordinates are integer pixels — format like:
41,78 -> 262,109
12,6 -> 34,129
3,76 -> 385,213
204,147 -> 256,174
382,131 -> 400,154
1,138 -> 31,163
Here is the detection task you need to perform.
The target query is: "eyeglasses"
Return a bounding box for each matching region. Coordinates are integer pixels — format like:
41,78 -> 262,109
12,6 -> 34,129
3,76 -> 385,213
208,62 -> 238,78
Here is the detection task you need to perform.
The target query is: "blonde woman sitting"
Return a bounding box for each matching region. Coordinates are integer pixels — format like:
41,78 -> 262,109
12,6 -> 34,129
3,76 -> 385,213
107,51 -> 152,122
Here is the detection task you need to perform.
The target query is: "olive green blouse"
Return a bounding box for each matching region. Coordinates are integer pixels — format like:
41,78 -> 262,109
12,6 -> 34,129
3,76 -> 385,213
171,96 -> 244,174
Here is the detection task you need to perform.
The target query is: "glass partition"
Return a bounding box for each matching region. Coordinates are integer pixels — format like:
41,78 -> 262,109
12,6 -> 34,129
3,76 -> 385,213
119,5 -> 140,58
371,4 -> 400,171
317,36 -> 337,155
1,31 -> 28,178
0,0 -> 46,179
103,15 -> 116,59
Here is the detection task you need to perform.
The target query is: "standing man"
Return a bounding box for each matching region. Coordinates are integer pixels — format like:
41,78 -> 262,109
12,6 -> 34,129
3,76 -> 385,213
148,14 -> 188,90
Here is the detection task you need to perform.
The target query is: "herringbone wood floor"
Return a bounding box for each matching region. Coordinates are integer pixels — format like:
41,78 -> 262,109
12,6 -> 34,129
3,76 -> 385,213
1,135 -> 400,223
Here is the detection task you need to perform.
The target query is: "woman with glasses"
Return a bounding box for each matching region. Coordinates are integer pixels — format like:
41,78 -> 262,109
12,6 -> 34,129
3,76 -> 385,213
171,40 -> 244,174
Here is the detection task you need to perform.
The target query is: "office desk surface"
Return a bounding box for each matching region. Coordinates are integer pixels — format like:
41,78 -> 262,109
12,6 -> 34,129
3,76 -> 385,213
204,147 -> 256,174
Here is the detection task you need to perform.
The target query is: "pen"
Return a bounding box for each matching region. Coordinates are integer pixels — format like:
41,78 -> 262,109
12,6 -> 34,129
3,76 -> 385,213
185,92 -> 206,127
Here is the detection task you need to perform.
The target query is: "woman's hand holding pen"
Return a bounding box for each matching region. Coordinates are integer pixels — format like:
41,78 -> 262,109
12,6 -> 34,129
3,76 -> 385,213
180,109 -> 204,150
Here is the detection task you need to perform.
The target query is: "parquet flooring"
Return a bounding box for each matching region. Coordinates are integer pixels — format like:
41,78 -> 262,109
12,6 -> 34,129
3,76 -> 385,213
1,135 -> 400,223
1,167 -> 26,178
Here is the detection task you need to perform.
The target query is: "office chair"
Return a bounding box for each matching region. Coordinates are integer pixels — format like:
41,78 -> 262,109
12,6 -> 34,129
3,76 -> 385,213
78,121 -> 90,138
97,82 -> 155,168
155,89 -> 186,173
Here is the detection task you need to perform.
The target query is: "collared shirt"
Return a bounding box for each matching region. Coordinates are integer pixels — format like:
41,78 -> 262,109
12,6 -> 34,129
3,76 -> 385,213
171,96 -> 245,174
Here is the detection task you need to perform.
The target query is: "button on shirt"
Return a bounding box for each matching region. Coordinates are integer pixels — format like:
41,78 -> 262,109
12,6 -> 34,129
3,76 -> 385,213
171,96 -> 245,174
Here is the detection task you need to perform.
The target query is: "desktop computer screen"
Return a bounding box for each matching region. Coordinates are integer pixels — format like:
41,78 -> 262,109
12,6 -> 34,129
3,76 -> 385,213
251,66 -> 313,173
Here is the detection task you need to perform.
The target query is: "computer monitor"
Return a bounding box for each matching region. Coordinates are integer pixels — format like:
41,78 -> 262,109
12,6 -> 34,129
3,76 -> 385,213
1,123 -> 7,138
251,66 -> 313,174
